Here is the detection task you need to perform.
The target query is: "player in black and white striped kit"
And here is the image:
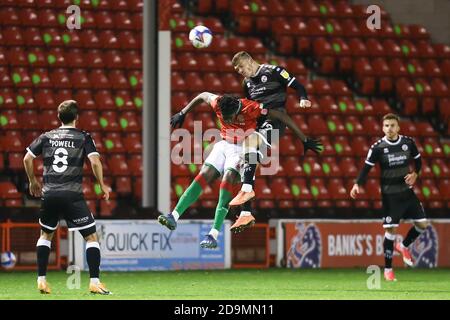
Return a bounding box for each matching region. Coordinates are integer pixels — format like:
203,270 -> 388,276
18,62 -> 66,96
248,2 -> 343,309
23,100 -> 111,295
350,113 -> 429,281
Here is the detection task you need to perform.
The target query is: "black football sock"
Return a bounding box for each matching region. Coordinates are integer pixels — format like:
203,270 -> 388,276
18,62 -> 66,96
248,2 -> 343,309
36,239 -> 51,277
384,232 -> 395,269
242,148 -> 259,190
402,225 -> 425,247
86,242 -> 101,279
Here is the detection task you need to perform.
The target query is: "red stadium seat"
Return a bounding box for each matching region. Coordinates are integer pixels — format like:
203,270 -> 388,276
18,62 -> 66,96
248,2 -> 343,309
30,68 -> 52,88
0,89 -> 16,109
70,69 -> 91,89
278,135 -> 301,156
309,178 -> 331,201
307,114 -> 328,135
0,111 -> 20,130
39,110 -> 59,131
351,136 -> 370,156
108,154 -> 129,176
333,136 -> 353,156
122,133 -> 141,154
99,200 -> 117,217
128,154 -> 142,176
79,110 -> 101,131
50,69 -> 71,89
0,131 -> 26,152
11,68 -> 32,88
184,72 -> 205,92
339,157 -> 359,178
321,156 -> 341,177
327,178 -> 350,204
19,110 -> 40,130
7,153 -> 24,171
366,38 -> 384,57
221,73 -> 241,93
6,47 -> 27,66
269,177 -> 293,200
326,115 -> 346,135
103,133 -> 125,154
424,60 -> 443,78
74,90 -> 96,110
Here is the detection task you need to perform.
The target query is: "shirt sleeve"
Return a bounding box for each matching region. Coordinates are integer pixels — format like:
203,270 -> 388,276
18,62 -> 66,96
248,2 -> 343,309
274,66 -> 296,87
209,95 -> 220,113
84,133 -> 99,158
410,138 -> 421,159
26,134 -> 45,158
365,145 -> 380,166
241,99 -> 264,119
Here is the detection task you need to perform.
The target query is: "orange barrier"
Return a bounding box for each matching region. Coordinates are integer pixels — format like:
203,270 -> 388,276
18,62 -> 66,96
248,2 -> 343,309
232,223 -> 270,269
0,220 -> 61,271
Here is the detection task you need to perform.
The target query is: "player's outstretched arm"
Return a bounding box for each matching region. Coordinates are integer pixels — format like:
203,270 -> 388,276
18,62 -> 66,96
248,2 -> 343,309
23,152 -> 42,197
88,154 -> 111,200
267,109 -> 323,154
171,92 -> 217,129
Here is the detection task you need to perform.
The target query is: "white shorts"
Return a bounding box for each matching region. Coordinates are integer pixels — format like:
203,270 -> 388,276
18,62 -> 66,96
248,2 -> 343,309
204,140 -> 243,176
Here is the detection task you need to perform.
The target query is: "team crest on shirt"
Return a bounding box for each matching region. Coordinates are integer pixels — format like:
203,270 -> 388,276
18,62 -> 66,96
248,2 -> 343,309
261,75 -> 267,83
286,223 -> 322,268
280,70 -> 290,79
409,225 -> 438,268
402,144 -> 409,151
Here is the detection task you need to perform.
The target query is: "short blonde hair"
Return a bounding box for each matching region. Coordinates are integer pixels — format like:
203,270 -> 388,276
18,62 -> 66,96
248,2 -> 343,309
232,51 -> 253,66
382,113 -> 400,124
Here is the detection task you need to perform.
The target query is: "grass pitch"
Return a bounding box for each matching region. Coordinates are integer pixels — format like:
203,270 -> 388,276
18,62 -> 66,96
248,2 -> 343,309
1,268 -> 449,300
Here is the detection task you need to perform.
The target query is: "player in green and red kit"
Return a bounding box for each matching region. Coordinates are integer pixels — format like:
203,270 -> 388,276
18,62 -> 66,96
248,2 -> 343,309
158,92 -> 321,248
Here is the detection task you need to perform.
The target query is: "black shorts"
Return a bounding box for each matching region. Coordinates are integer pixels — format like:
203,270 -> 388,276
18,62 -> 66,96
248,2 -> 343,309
381,190 -> 427,228
256,116 -> 287,148
39,192 -> 96,237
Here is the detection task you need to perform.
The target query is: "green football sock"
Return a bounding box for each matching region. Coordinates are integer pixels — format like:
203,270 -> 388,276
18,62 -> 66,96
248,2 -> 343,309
174,174 -> 207,216
212,184 -> 233,231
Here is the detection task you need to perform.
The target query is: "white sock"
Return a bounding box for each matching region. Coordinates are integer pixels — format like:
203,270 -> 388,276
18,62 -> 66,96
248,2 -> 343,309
242,184 -> 253,192
209,229 -> 219,240
37,276 -> 46,282
171,210 -> 180,221
90,278 -> 100,285
36,239 -> 51,248
239,211 -> 252,217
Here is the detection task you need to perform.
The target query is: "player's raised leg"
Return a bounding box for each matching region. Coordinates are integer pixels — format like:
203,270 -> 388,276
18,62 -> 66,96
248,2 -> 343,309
396,220 -> 428,267
159,164 -> 221,230
201,169 -> 239,248
229,132 -> 262,206
36,230 -> 53,294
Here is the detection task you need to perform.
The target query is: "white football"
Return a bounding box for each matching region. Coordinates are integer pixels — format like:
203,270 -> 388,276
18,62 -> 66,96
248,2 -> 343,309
189,25 -> 213,48
1,251 -> 17,269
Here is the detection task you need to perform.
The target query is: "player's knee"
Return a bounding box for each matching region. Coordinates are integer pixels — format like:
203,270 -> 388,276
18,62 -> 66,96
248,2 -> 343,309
82,228 -> 98,241
40,230 -> 54,241
245,133 -> 260,148
200,166 -> 219,184
223,170 -> 237,183
385,227 -> 396,235
415,221 -> 429,230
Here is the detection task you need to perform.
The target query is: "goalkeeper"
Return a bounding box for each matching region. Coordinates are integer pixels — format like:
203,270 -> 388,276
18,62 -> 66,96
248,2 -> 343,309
158,92 -> 322,248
